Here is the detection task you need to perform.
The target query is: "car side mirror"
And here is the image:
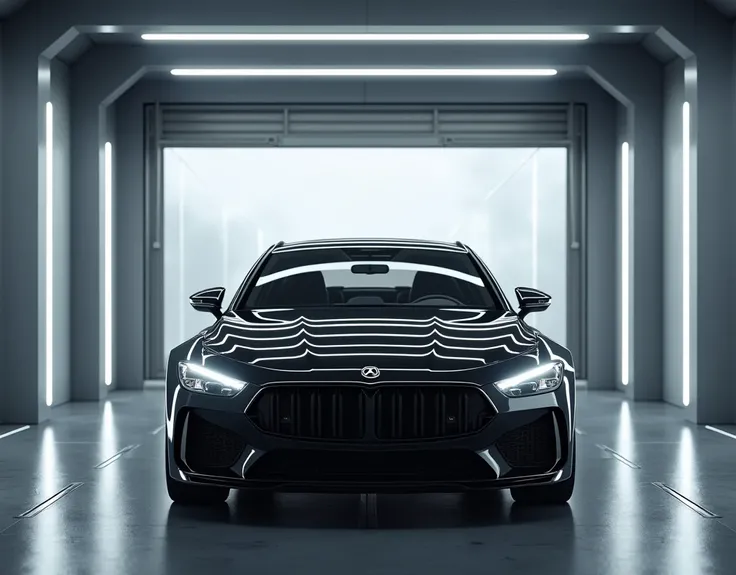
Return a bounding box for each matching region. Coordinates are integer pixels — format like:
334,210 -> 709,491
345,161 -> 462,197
515,287 -> 551,320
189,287 -> 225,319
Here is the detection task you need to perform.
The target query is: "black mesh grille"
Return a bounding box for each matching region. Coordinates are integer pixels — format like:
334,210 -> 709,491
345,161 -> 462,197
246,385 -> 494,442
247,449 -> 497,482
495,412 -> 558,470
247,386 -> 366,440
184,412 -> 247,471
374,386 -> 494,440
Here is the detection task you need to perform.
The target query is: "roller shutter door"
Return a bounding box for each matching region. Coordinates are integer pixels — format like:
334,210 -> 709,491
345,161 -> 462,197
156,104 -> 572,147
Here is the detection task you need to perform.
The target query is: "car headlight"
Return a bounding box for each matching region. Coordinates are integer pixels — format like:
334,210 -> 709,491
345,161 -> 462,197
493,361 -> 564,398
177,362 -> 247,397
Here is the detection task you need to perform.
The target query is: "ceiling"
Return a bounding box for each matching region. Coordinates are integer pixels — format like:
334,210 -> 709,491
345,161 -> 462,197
56,30 -> 654,65
707,0 -> 736,15
0,0 -> 25,16
2,0 -> 736,18
59,30 -> 679,66
0,1 -> 730,63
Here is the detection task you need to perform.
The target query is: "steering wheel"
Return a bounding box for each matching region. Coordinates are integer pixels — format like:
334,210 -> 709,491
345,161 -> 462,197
412,294 -> 464,305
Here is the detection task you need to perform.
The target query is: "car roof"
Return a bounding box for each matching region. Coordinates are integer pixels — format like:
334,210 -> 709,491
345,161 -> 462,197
273,238 -> 468,254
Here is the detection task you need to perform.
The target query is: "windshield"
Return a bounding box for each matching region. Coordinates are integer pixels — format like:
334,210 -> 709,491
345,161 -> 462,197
239,245 -> 502,309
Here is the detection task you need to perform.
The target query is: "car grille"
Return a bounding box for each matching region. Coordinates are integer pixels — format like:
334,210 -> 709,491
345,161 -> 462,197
246,384 -> 494,442
184,412 -> 247,471
374,386 -> 493,440
247,386 -> 366,440
495,411 -> 558,471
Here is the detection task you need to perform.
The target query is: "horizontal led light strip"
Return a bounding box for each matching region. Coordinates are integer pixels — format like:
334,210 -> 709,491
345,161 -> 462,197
144,33 -> 589,42
171,68 -> 558,77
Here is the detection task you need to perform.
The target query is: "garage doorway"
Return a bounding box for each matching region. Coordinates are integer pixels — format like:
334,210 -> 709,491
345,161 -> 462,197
145,104 -> 586,379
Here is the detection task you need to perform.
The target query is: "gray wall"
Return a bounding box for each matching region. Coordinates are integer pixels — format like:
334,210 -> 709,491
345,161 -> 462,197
7,35 -> 669,421
580,87 -> 618,391
689,0 -> 734,423
630,60 -> 665,402
49,58 -> 72,405
0,0 -> 669,424
0,0 -> 735,423
0,6 -> 47,423
733,20 -> 736,424
658,0 -> 733,420
70,55 -> 104,400
68,55 -> 118,402
113,76 -> 618,391
0,25 -> 3,423
79,41 -> 664,405
66,40 -> 662,411
615,101 -> 628,393
663,59 -> 685,407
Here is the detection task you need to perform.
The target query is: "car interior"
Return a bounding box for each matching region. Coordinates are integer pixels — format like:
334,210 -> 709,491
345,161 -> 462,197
248,269 -> 495,308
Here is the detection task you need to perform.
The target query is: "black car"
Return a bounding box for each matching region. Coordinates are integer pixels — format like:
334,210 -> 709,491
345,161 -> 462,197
165,238 -> 576,505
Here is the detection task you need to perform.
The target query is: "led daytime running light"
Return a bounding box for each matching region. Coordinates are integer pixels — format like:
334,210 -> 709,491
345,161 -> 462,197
494,362 -> 563,397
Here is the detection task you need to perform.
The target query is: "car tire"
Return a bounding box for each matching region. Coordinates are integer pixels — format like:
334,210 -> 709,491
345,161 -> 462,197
510,445 -> 576,505
165,439 -> 230,505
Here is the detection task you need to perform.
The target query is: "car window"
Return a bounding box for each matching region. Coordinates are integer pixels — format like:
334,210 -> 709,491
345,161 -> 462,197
239,246 -> 501,309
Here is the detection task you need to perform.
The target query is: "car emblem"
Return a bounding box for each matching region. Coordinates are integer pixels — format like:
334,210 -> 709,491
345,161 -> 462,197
361,366 -> 380,379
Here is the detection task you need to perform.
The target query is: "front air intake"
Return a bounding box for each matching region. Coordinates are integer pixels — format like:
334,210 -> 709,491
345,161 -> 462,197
495,411 -> 559,471
246,449 -> 498,482
184,412 -> 247,471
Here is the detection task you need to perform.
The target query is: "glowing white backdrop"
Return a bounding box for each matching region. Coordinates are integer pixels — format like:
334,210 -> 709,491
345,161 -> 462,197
163,147 -> 567,361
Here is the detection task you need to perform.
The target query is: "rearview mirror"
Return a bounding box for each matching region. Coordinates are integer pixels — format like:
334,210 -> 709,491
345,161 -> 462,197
189,287 -> 225,319
515,287 -> 551,320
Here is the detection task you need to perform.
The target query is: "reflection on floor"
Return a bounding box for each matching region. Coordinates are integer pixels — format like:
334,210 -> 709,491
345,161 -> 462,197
1,389 -> 736,575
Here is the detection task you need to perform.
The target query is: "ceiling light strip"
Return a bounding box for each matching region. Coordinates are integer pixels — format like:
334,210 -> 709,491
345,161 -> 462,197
170,68 -> 558,77
144,33 -> 589,42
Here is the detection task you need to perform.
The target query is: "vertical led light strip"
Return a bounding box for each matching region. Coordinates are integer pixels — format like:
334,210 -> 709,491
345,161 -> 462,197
621,142 -> 630,386
682,102 -> 691,407
104,142 -> 113,386
45,102 -> 54,407
222,209 -> 229,287
531,153 -> 539,288
178,171 -> 186,344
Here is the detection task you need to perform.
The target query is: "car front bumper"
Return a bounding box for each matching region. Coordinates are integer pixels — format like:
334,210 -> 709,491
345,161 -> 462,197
165,372 -> 575,494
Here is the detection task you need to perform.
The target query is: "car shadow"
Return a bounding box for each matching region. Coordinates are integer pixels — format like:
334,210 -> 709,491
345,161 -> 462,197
165,489 -> 574,530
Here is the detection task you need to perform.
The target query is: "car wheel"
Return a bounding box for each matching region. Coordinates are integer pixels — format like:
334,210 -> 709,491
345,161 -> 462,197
510,445 -> 575,505
165,439 -> 230,505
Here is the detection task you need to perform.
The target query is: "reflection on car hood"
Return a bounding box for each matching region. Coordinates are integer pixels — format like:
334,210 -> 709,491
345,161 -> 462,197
201,307 -> 537,373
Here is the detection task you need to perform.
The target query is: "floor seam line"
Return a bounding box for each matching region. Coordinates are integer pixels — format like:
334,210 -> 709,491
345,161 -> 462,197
0,519 -> 21,536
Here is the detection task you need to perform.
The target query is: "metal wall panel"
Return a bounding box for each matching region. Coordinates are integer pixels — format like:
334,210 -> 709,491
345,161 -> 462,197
157,104 -> 571,147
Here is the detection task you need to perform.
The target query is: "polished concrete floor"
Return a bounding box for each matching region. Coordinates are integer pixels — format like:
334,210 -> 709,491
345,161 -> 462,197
1,388 -> 736,575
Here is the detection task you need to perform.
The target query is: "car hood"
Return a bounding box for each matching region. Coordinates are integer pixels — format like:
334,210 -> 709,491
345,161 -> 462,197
200,307 -> 537,374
